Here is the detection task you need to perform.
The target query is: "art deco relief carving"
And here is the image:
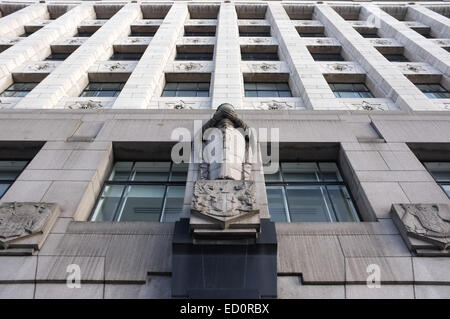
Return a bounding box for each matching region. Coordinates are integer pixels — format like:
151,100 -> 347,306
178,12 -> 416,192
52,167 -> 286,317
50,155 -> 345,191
67,100 -> 103,110
27,62 -> 53,71
190,104 -> 260,237
0,202 -> 60,250
257,100 -> 294,110
249,62 -> 277,72
175,62 -> 203,72
391,203 -> 450,256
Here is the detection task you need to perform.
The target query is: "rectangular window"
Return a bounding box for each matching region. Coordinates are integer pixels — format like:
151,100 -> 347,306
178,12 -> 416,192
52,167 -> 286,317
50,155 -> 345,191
241,52 -> 279,61
109,53 -> 143,61
45,53 -> 71,61
130,31 -> 155,37
360,33 -> 379,38
76,31 -> 95,37
80,82 -> 125,97
0,83 -> 38,97
265,162 -> 360,222
0,161 -> 28,198
239,31 -> 271,37
162,82 -> 210,97
415,84 -> 450,99
298,32 -> 326,37
329,83 -> 374,98
383,54 -> 409,62
423,162 -> 450,198
311,53 -> 344,61
244,82 -> 292,97
91,161 -> 188,222
175,52 -> 213,61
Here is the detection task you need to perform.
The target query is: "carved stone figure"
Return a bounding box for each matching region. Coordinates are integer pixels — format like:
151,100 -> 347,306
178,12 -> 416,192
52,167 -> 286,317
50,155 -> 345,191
0,202 -> 59,247
391,203 -> 450,254
190,104 -> 259,236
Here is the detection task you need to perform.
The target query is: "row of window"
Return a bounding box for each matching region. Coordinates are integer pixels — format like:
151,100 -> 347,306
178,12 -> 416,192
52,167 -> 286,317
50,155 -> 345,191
1,157 -> 449,223
2,81 -> 449,99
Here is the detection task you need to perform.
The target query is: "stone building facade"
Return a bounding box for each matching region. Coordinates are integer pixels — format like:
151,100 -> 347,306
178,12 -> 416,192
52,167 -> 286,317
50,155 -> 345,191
0,0 -> 449,299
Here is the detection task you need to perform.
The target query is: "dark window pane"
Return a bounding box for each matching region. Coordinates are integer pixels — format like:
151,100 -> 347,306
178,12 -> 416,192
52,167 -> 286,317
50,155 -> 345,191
162,82 -> 210,97
286,186 -> 334,222
299,32 -> 325,37
91,185 -> 125,222
266,186 -> 289,222
311,53 -> 344,61
175,53 -> 213,61
258,90 -> 278,97
319,162 -> 343,182
0,161 -> 28,180
383,54 -> 409,62
108,162 -> 133,181
424,162 -> 450,182
0,183 -> 10,198
116,185 -> 165,222
241,53 -> 278,61
327,185 -> 359,222
282,162 -> 320,182
170,163 -> 188,182
131,162 -> 170,182
161,186 -> 185,222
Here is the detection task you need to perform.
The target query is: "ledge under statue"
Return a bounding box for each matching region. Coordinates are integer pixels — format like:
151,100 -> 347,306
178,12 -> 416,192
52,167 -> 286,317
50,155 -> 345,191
171,103 -> 278,299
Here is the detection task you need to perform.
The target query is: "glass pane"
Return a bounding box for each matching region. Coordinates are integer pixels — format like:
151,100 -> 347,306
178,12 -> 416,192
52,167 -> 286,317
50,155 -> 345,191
339,91 -> 360,98
108,162 -> 133,181
197,91 -> 209,97
245,91 -> 257,97
0,183 -> 10,198
353,83 -> 369,92
161,186 -> 185,222
264,165 -> 282,182
256,83 -> 277,90
327,185 -> 359,222
282,162 -> 320,182
244,83 -> 257,90
278,91 -> 292,97
359,91 -> 374,98
197,82 -> 210,90
0,161 -> 27,180
170,163 -> 188,181
131,162 -> 170,182
91,185 -> 125,221
258,90 -> 278,97
177,83 -> 197,90
276,83 -> 290,90
424,162 -> 450,182
164,83 -> 178,90
266,186 -> 289,222
176,90 -> 196,97
442,185 -> 450,198
319,162 -> 343,182
332,83 -> 352,91
116,185 -> 165,222
162,90 -> 176,97
286,186 -> 334,222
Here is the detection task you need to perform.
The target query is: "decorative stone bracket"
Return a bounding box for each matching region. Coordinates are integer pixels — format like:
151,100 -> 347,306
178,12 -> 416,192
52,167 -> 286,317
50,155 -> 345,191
391,203 -> 450,256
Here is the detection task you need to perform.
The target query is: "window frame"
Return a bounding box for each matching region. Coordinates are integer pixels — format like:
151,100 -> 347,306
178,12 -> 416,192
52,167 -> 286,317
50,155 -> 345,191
80,82 -> 125,98
265,161 -> 361,223
423,161 -> 450,198
90,161 -> 188,222
415,84 -> 450,99
0,83 -> 38,97
329,83 -> 374,98
244,82 -> 292,98
162,82 -> 210,97
0,160 -> 29,198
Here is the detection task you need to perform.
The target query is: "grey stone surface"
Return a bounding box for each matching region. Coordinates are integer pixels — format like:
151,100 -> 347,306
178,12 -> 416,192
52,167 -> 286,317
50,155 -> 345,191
34,283 -> 103,299
0,256 -> 37,283
415,285 -> 450,299
413,258 -> 450,284
346,285 -> 414,299
278,235 -> 345,283
105,276 -> 171,299
338,235 -> 411,257
278,276 -> 345,299
0,284 -> 35,299
345,257 -> 413,284
36,256 -> 104,283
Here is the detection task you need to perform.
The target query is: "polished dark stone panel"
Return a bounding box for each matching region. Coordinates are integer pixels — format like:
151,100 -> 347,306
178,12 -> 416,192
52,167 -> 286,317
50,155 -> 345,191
172,219 -> 278,299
